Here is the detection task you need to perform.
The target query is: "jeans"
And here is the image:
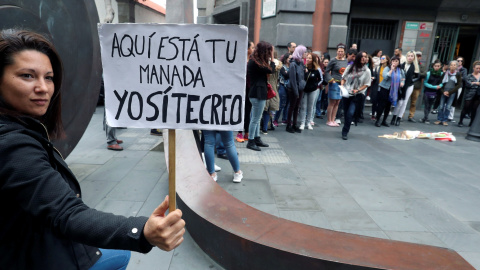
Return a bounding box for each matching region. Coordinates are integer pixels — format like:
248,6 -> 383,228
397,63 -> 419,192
262,110 -> 275,131
274,84 -> 289,122
298,90 -> 318,126
248,97 -> 266,139
315,89 -> 323,116
287,90 -> 303,125
342,96 -> 357,136
393,85 -> 414,118
203,130 -> 240,174
422,94 -> 436,121
89,249 -> 131,270
215,132 -> 226,155
437,93 -> 456,122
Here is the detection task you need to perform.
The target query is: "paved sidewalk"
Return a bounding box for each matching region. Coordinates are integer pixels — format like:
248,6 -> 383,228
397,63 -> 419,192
67,106 -> 480,269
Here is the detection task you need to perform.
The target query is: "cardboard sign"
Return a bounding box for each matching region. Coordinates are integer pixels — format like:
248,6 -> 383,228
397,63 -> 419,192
98,24 -> 248,131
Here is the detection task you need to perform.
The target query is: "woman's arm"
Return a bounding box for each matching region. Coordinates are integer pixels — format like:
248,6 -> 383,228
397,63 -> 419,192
448,73 -> 463,95
289,63 -> 299,96
324,60 -> 334,83
280,66 -> 289,79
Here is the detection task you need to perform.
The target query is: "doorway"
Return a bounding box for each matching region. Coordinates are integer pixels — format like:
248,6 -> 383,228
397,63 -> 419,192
455,25 -> 480,72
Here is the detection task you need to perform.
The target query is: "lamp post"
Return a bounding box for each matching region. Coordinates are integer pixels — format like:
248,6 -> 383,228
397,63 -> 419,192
466,105 -> 480,142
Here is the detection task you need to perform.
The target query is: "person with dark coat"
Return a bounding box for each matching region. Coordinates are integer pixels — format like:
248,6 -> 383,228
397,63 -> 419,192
0,29 -> 185,270
285,45 -> 307,133
246,41 -> 275,151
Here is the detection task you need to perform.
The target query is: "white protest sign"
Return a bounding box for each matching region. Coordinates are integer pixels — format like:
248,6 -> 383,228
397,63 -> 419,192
98,24 -> 247,131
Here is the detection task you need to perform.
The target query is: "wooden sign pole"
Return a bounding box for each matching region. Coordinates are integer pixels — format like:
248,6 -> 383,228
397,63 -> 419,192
168,129 -> 176,213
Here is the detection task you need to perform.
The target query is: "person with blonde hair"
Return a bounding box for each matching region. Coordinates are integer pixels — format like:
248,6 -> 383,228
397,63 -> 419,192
298,52 -> 322,130
390,50 -> 419,126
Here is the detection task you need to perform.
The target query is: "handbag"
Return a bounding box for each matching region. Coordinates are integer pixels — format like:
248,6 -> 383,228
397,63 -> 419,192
339,85 -> 349,98
267,83 -> 276,99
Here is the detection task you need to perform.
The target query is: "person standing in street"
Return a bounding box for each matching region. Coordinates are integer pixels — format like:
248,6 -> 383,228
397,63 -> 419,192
407,51 -> 427,122
324,43 -> 348,127
435,60 -> 462,126
298,52 -> 322,130
458,61 -> 480,127
236,41 -> 255,143
394,47 -> 407,65
340,51 -> 371,140
448,56 -> 469,122
420,60 -> 444,124
375,56 -> 404,127
285,45 -> 307,133
246,41 -> 275,151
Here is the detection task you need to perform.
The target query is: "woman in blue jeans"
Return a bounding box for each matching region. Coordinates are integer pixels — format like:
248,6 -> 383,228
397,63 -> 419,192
246,41 -> 275,151
273,53 -> 292,126
203,130 -> 243,182
435,60 -> 462,126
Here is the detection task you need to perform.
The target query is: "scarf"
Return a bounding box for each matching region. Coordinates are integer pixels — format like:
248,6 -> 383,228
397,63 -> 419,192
389,68 -> 401,106
430,68 -> 442,77
442,70 -> 457,84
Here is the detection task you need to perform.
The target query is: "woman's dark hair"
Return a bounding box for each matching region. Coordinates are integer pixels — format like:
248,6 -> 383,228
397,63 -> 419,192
381,55 -> 391,67
347,51 -> 367,75
372,49 -> 381,57
0,28 -> 64,139
282,53 -> 291,65
336,43 -> 346,50
323,52 -> 330,61
251,40 -> 273,69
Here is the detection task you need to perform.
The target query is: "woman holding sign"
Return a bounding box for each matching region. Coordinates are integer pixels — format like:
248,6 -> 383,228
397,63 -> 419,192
246,41 -> 275,151
0,29 -> 185,269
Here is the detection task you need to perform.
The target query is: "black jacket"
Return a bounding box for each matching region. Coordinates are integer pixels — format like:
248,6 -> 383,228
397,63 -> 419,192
0,116 -> 152,270
288,59 -> 306,97
247,59 -> 275,100
304,68 -> 322,93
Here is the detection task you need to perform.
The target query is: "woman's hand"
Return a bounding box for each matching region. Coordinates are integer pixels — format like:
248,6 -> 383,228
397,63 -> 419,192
437,85 -> 441,89
143,196 -> 186,251
353,89 -> 359,94
400,83 -> 404,88
444,91 -> 450,97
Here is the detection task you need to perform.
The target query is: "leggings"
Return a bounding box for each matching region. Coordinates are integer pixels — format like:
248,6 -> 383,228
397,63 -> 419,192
287,90 -> 304,125
460,95 -> 480,125
393,85 -> 414,118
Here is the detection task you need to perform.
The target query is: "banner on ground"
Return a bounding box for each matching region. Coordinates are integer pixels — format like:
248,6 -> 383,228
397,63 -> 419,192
98,23 -> 248,130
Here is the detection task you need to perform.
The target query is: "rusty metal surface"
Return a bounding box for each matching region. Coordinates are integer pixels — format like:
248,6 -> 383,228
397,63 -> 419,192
0,0 -> 102,157
166,130 -> 475,270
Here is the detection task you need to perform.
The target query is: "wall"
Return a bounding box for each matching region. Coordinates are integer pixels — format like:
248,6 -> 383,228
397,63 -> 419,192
95,0 -> 119,23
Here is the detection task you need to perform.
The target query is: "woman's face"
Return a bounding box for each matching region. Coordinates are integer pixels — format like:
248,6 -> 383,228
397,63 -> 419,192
391,59 -> 399,68
323,59 -> 329,66
287,54 -> 292,63
449,62 -> 457,72
474,64 -> 480,74
337,48 -> 345,58
406,52 -> 415,63
361,53 -> 368,65
248,42 -> 254,56
433,63 -> 441,71
377,51 -> 383,57
306,54 -> 313,65
380,55 -> 387,65
0,50 -> 54,118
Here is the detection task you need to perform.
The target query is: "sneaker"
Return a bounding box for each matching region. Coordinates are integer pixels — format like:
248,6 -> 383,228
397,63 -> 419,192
335,119 -> 341,124
369,112 -> 373,116
442,121 -> 448,126
447,119 -> 456,123
273,120 -> 279,127
408,118 -> 416,123
431,110 -> 438,114
214,164 -> 221,172
366,96 -> 371,101
236,133 -> 244,143
434,121 -> 441,125
211,173 -> 218,182
307,124 -> 313,130
261,129 -> 268,134
299,124 -> 305,130
424,119 -> 430,124
310,121 -> 315,126
150,129 -> 163,136
233,170 -> 243,183
281,120 -> 287,125
371,116 -> 376,121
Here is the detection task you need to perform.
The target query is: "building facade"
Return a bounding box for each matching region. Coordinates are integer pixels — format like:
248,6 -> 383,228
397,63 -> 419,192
198,0 -> 480,69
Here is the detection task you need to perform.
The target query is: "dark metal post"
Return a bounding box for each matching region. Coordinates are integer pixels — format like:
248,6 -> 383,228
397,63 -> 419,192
466,104 -> 480,142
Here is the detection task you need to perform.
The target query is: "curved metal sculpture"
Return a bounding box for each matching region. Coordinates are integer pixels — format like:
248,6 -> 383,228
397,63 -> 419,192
0,0 -> 102,157
166,130 -> 475,270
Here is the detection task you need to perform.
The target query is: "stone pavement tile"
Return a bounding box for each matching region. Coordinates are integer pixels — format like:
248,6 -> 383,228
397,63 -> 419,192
434,232 -> 480,252
237,163 -> 268,180
384,231 -> 447,248
278,210 -> 333,230
136,172 -> 169,217
114,150 -> 150,160
134,151 -> 167,171
245,203 -> 280,217
341,183 -> 406,211
265,165 -> 304,185
79,180 -> 119,208
95,199 -> 144,217
369,177 -> 426,199
322,208 -> 381,231
66,148 -> 117,165
366,211 -> 428,232
270,184 -> 320,211
458,252 -> 480,270
468,221 -> 480,233
295,163 -> 333,177
84,157 -> 143,182
432,195 -> 480,222
315,196 -> 364,213
68,164 -> 101,182
127,248 -> 173,270
223,179 -> 275,204
334,175 -> 373,185
303,177 -> 352,198
106,170 -> 162,201
338,230 -> 389,239
168,231 -> 224,270
405,199 -> 477,233
335,151 -> 376,162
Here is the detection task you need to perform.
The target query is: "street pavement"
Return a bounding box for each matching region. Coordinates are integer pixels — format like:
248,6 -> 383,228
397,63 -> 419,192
66,106 -> 480,269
